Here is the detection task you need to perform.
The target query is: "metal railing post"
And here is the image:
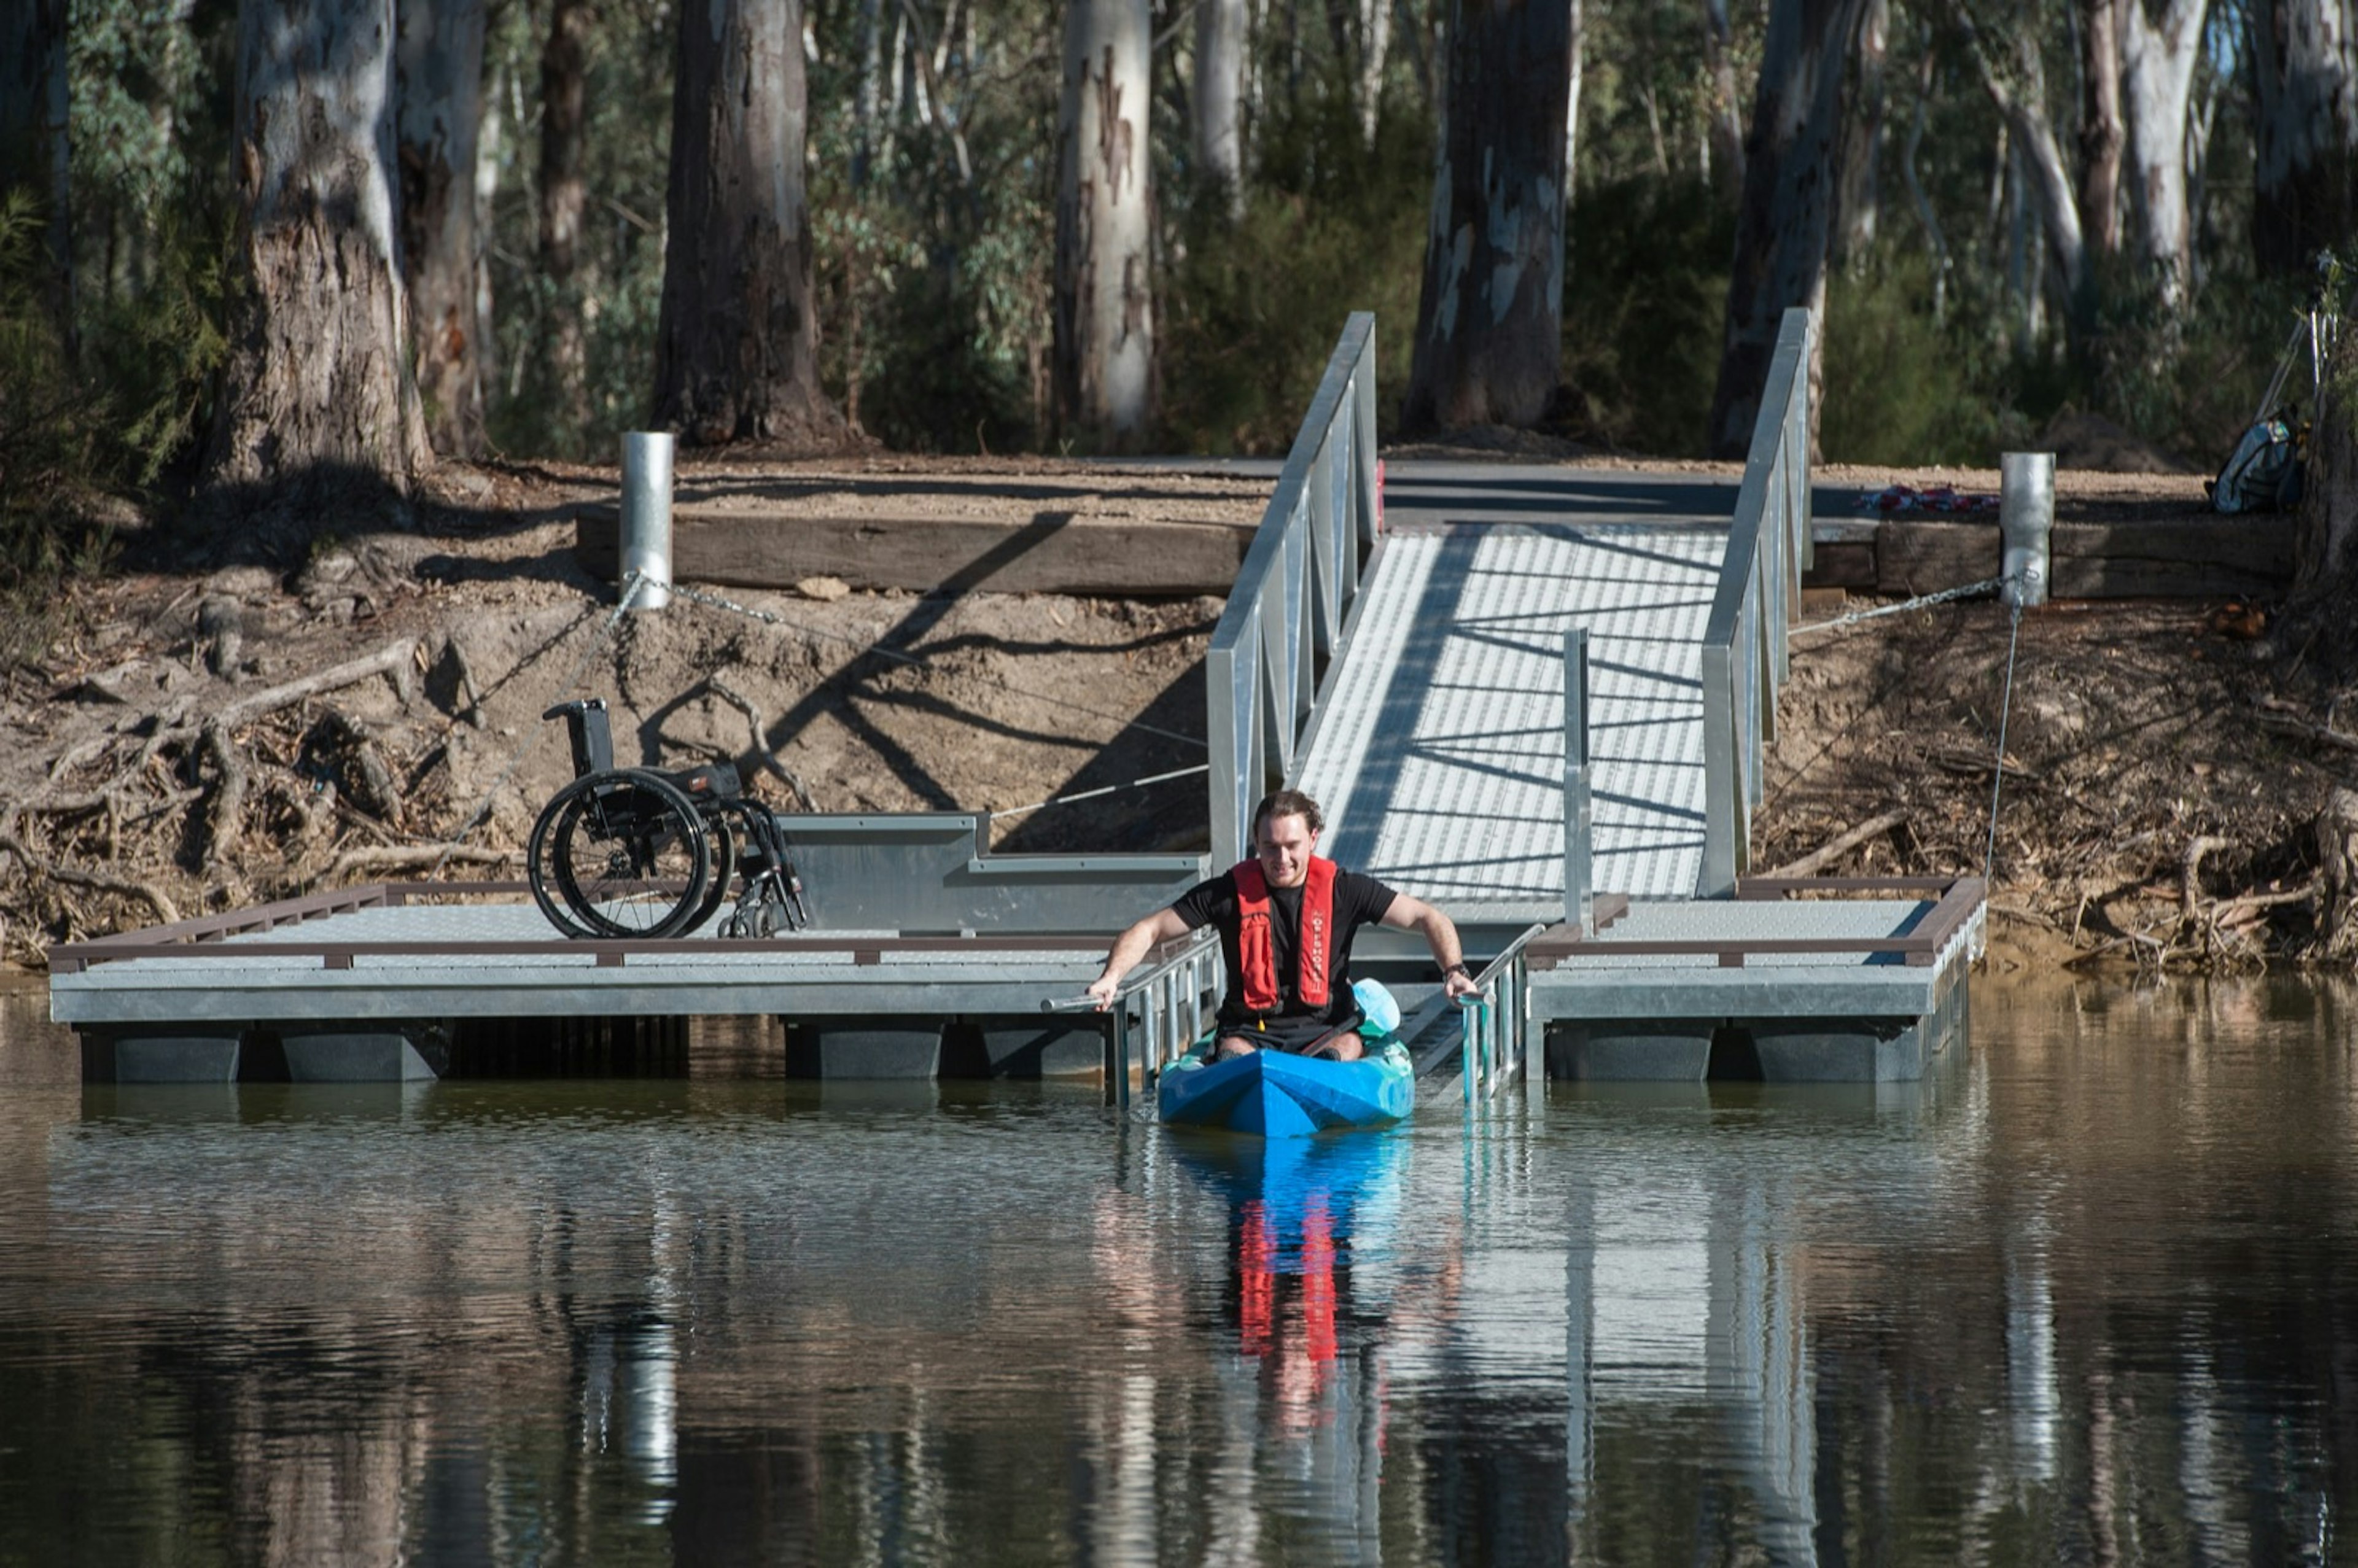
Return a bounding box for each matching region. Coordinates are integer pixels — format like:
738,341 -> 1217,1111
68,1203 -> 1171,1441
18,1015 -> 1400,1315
1353,341 -> 1380,562
1700,643 -> 1737,898
1111,1007 -> 1131,1109
1698,307 -> 1812,899
1563,628 -> 1593,933
1207,642 -> 1244,871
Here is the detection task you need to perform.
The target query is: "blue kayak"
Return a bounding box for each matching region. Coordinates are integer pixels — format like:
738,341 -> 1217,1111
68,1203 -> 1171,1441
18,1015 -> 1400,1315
1156,1038 -> 1414,1136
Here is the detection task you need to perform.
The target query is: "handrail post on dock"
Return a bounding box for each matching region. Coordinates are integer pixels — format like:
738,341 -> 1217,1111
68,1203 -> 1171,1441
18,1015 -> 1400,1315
1563,627 -> 1593,936
1110,1006 -> 1131,1109
1699,306 -> 1813,899
619,432 -> 674,611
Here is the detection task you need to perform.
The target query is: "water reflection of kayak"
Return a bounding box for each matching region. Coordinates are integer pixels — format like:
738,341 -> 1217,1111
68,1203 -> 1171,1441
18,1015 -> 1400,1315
1155,1036 -> 1414,1136
1170,1127 -> 1410,1362
1167,1125 -> 1409,1267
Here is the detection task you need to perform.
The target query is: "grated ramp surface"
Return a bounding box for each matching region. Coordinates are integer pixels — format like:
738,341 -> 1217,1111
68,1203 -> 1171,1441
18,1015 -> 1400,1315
1294,522 -> 1727,917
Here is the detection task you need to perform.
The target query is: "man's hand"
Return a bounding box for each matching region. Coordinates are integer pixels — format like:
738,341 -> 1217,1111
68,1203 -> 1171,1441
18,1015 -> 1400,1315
1091,907 -> 1190,1011
1443,964 -> 1481,1001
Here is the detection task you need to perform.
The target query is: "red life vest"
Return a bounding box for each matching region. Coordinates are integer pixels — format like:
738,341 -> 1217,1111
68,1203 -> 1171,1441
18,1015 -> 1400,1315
1233,856 -> 1336,1012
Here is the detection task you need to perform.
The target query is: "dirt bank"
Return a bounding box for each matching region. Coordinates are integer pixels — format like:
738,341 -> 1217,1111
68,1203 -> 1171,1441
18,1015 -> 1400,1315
2,454 -> 2341,974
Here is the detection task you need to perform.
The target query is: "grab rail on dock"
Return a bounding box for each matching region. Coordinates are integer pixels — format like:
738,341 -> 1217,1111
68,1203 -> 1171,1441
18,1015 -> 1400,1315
1457,922 -> 1549,1103
1699,306 -> 1816,899
1093,931 -> 1220,1110
1205,312 -> 1382,871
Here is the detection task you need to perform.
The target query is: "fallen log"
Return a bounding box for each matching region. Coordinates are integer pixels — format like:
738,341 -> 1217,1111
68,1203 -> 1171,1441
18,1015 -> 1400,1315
1761,808 -> 1908,878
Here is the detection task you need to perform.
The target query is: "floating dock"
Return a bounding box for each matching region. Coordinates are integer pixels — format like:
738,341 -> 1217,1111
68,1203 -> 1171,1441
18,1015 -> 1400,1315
48,309 -> 1983,1092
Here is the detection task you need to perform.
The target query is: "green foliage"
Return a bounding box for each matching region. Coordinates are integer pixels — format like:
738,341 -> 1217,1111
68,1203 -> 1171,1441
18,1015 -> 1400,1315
0,195 -> 109,660
0,174 -> 227,663
1819,253 -> 2021,466
1159,87 -> 1431,454
1558,176 -> 1732,456
804,1 -> 1061,453
35,0 -> 2358,491
481,0 -> 677,460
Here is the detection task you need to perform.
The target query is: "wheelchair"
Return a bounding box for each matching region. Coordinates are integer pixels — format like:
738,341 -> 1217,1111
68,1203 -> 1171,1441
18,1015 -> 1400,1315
527,699 -> 809,941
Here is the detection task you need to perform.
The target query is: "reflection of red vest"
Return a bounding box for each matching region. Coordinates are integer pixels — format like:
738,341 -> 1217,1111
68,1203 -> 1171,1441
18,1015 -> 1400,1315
1233,857 -> 1336,1012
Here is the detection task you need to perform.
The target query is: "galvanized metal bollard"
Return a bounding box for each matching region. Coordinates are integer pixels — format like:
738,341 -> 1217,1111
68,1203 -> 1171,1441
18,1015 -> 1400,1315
619,432 -> 675,611
1999,452 -> 2054,610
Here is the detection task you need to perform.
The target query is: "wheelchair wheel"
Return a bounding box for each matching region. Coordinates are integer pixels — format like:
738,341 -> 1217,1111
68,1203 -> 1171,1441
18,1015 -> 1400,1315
682,804 -> 737,934
528,769 -> 712,939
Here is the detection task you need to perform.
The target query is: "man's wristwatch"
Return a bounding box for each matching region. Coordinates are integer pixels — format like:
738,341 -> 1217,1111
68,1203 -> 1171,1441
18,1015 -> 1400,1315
1444,961 -> 1471,980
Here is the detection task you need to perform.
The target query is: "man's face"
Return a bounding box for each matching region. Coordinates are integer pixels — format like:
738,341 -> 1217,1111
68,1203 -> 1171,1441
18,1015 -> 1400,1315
1253,812 -> 1318,889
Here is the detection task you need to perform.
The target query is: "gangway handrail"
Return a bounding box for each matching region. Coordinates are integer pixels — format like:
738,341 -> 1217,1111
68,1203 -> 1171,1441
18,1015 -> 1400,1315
1698,306 -> 1816,898
1052,929 -> 1220,1110
1455,920 -> 1549,1102
1205,312 -> 1382,871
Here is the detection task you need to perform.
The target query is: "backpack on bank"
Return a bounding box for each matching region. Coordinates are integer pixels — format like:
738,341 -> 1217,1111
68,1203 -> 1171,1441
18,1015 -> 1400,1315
2208,409 -> 2306,515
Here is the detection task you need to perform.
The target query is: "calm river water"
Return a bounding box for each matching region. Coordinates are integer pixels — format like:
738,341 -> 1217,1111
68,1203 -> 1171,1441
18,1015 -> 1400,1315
4,972 -> 2356,1565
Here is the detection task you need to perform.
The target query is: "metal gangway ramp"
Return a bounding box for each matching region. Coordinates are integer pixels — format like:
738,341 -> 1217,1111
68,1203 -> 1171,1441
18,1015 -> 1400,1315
1208,310 -> 1982,1089
1299,470 -> 1729,915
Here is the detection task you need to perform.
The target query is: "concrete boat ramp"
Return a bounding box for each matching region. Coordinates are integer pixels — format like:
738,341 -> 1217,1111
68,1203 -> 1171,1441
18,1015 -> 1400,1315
49,311 -> 1982,1095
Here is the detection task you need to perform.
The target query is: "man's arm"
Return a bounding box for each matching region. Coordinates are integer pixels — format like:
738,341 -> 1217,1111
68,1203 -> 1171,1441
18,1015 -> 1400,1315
1379,893 -> 1480,999
1086,907 -> 1193,1009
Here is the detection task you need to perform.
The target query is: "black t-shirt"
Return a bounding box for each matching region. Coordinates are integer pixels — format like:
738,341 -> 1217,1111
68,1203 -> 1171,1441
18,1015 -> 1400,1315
1171,864 -> 1399,1032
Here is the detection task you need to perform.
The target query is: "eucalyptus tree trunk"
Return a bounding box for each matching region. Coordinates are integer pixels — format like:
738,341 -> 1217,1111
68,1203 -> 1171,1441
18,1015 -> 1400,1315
2078,0 -> 2125,259
537,0 -> 591,439
1,0 -> 72,339
397,0 -> 487,459
654,0 -> 844,446
854,0 -> 885,190
1957,4 -> 2090,324
1705,0 -> 1867,459
2292,330 -> 2358,648
2252,0 -> 2358,277
2117,0 -> 2206,307
1703,0 -> 1746,204
1354,0 -> 1391,146
208,0 -> 428,500
1565,0 -> 1584,204
1053,0 -> 1156,449
1194,0 -> 1247,214
1833,0 -> 1888,266
1400,0 -> 1574,435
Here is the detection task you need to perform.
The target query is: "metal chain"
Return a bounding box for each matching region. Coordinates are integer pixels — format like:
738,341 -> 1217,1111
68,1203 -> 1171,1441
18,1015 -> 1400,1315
664,578 -> 1208,750
1792,575 -> 2006,636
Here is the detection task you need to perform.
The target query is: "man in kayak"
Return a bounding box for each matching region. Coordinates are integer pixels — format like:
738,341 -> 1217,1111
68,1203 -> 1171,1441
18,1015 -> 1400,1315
1086,789 -> 1481,1060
